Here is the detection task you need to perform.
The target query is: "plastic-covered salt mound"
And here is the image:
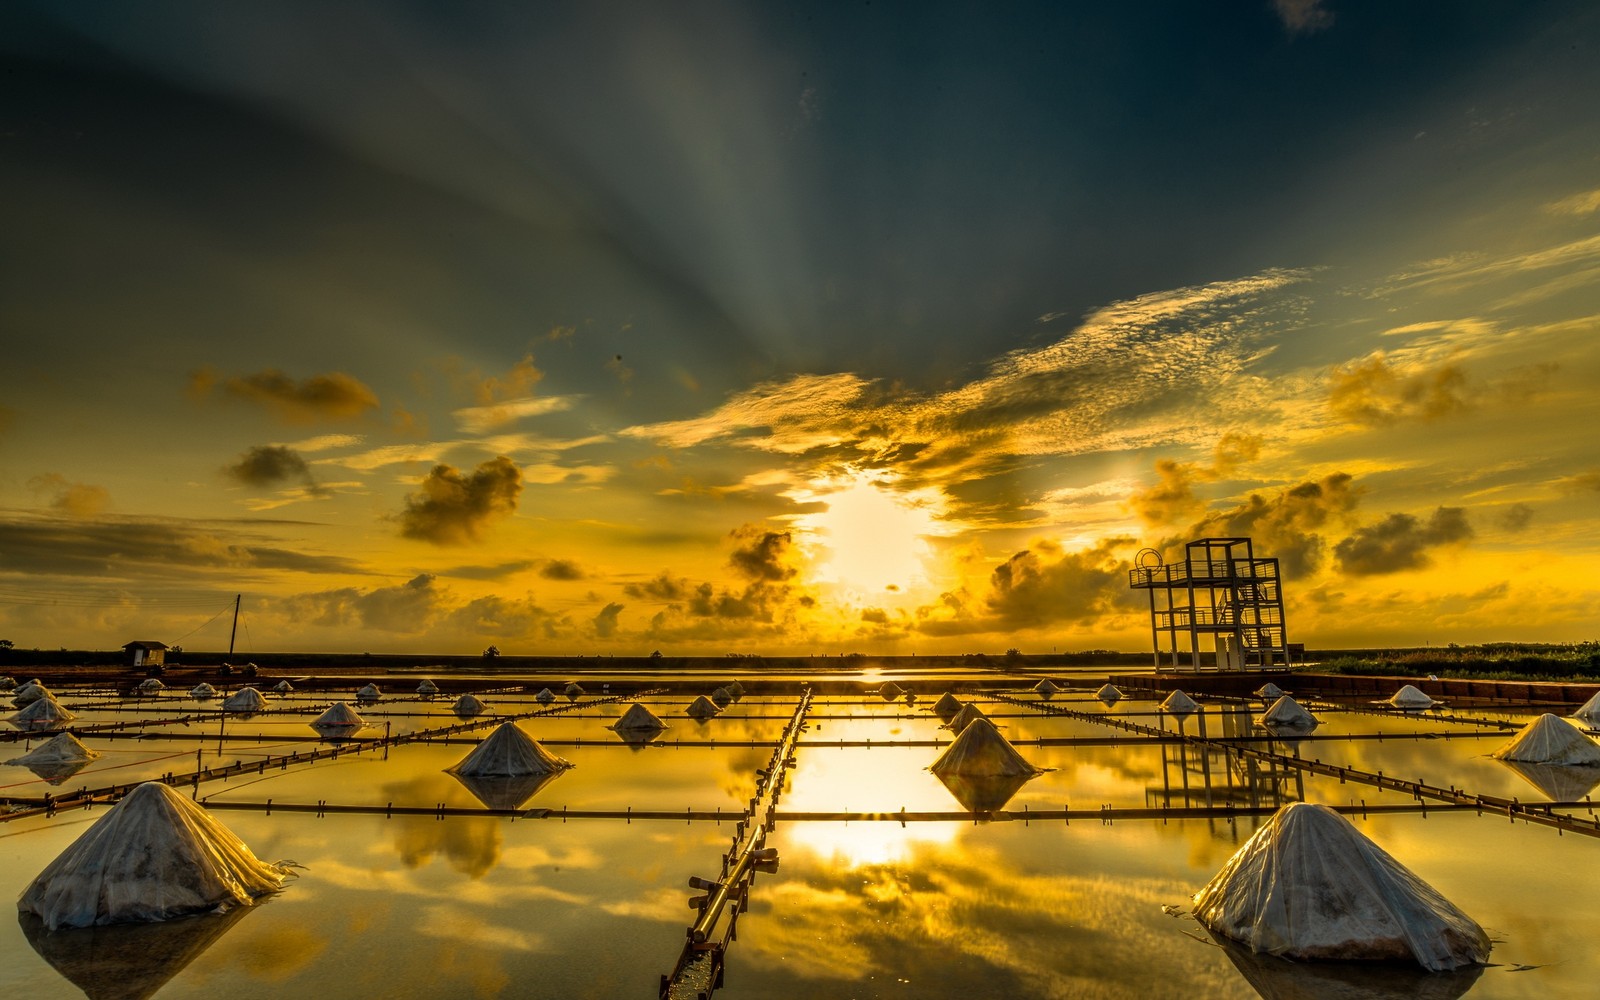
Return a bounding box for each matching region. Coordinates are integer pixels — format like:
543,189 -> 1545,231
272,679 -> 294,694
710,686 -> 733,708
612,702 -> 666,732
1389,684 -> 1436,710
449,722 -> 571,777
417,679 -> 439,695
1255,682 -> 1285,700
1193,802 -> 1490,971
7,732 -> 100,783
0,675 -> 15,692
686,695 -> 720,719
1095,684 -> 1122,705
1161,690 -> 1198,714
946,702 -> 987,732
137,678 -> 165,695
355,683 -> 382,702
1033,679 -> 1061,698
11,696 -> 75,730
1258,695 -> 1317,730
221,687 -> 266,713
930,717 -> 1041,778
189,683 -> 217,699
1573,690 -> 1600,725
564,681 -> 584,700
18,782 -> 293,930
879,681 -> 903,700
453,693 -> 489,718
312,702 -> 366,728
1490,713 -> 1600,766
932,692 -> 962,718
726,680 -> 745,700
535,687 -> 555,704
15,680 -> 51,705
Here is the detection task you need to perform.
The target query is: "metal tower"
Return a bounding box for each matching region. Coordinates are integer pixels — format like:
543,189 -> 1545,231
1128,536 -> 1289,671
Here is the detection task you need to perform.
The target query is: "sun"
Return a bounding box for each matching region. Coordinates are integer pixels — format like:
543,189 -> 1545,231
794,472 -> 947,595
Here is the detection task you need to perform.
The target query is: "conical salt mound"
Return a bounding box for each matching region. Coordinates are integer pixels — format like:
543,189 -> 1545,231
313,702 -> 365,727
929,718 -> 1042,778
1033,679 -> 1061,697
417,679 -> 439,695
10,696 -> 75,730
355,683 -> 381,701
879,681 -> 903,700
1096,684 -> 1122,705
564,682 -> 584,699
272,680 -> 294,694
1390,684 -> 1435,710
449,722 -> 572,777
453,693 -> 489,718
947,702 -> 987,732
18,782 -> 292,930
7,733 -> 100,781
612,702 -> 666,732
932,691 -> 962,718
686,695 -> 720,719
726,680 -> 745,700
535,687 -> 555,704
137,678 -> 165,695
1258,695 -> 1317,729
14,680 -> 49,704
1193,802 -> 1490,970
710,687 -> 733,708
1255,682 -> 1285,699
1574,691 -> 1600,725
1490,713 -> 1600,765
0,676 -> 15,692
1161,690 -> 1198,714
189,683 -> 216,699
221,687 -> 266,713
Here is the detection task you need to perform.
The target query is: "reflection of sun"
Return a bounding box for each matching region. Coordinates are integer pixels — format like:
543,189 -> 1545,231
794,471 -> 947,595
787,820 -> 960,869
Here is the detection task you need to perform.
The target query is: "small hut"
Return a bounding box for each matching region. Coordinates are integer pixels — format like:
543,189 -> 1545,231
1193,802 -> 1490,971
122,641 -> 168,669
18,782 -> 291,929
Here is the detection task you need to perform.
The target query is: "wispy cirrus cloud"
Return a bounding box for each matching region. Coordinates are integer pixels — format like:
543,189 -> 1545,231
452,394 -> 581,434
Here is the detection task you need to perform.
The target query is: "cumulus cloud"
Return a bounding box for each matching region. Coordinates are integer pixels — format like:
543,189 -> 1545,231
445,593 -> 574,640
225,445 -> 322,490
983,538 -> 1134,629
1495,502 -> 1534,533
592,602 -> 624,638
398,456 -> 523,545
624,573 -> 694,601
1333,507 -> 1473,576
1271,0 -> 1334,35
538,559 -> 585,581
1187,473 -> 1361,578
27,473 -> 110,516
1129,460 -> 1205,529
1327,354 -> 1470,426
728,525 -> 799,582
197,368 -> 380,423
282,574 -> 445,632
472,354 -> 543,405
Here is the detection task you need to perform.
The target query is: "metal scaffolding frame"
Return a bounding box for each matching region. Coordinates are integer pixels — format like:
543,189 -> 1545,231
1129,537 -> 1290,672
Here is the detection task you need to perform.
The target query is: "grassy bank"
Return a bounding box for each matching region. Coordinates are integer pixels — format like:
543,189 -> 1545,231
1317,642 -> 1600,684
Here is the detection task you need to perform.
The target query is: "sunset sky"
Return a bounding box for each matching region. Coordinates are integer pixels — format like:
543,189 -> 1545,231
2,1 -> 1598,656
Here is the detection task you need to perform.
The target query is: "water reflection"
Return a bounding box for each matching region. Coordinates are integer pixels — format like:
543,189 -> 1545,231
1497,759 -> 1600,802
20,904 -> 255,1000
934,772 -> 1036,812
451,769 -> 567,811
1210,931 -> 1484,1000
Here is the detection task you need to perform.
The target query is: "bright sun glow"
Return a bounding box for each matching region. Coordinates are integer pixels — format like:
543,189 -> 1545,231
794,472 -> 947,595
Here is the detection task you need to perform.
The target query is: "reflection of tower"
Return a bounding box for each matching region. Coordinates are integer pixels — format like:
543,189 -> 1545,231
1129,537 -> 1289,671
1146,703 -> 1304,839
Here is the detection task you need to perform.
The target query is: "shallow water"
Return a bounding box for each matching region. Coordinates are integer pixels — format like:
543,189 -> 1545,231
4,679 -> 1598,998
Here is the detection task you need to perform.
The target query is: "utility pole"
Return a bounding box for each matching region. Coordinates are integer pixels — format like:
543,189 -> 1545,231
227,594 -> 240,661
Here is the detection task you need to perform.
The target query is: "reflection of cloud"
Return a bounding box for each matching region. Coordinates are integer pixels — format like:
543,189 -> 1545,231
415,902 -> 549,952
380,772 -> 506,878
398,456 -> 522,545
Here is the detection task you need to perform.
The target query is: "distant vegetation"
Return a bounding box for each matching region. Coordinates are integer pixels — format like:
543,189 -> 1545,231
1318,642 -> 1600,683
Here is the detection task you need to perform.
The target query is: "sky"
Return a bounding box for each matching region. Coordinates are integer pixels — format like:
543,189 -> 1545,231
1,0 -> 1598,656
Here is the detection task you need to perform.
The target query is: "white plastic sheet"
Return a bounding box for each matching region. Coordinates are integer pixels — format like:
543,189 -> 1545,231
1161,689 -> 1198,714
612,702 -> 666,732
1389,684 -> 1435,709
18,782 -> 292,929
1490,713 -> 1600,766
929,717 -> 1041,778
450,722 -> 572,777
1258,695 -> 1316,729
1193,802 -> 1490,971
